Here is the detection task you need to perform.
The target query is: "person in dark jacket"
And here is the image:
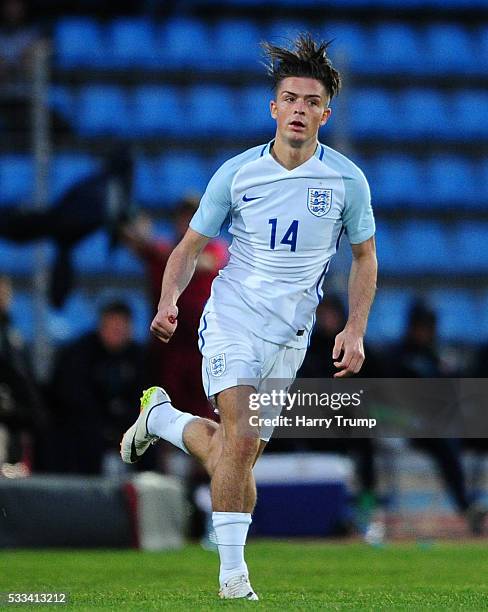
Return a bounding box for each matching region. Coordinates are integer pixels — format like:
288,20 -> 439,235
389,300 -> 486,535
0,275 -> 47,469
50,300 -> 147,474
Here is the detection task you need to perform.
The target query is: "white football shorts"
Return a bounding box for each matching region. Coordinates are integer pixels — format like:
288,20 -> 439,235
198,311 -> 306,441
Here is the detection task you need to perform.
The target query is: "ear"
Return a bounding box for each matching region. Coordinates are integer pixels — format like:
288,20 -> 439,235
320,107 -> 332,127
270,99 -> 278,120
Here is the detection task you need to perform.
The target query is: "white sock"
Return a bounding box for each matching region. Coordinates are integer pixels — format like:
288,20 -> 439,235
212,511 -> 252,585
147,402 -> 196,454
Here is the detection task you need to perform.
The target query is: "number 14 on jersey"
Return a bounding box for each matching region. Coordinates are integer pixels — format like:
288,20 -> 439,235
268,218 -> 299,252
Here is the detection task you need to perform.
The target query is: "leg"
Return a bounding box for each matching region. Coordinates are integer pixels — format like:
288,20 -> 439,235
210,387 -> 259,512
178,386 -> 262,594
414,438 -> 470,513
183,387 -> 266,512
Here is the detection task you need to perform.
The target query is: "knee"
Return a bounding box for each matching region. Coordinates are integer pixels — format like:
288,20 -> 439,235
224,435 -> 260,465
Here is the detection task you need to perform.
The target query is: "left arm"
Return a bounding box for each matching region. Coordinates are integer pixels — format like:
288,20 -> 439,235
333,236 -> 377,377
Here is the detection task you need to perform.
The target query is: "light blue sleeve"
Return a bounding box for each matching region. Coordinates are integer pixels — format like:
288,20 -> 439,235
189,160 -> 236,238
342,168 -> 376,244
190,145 -> 265,238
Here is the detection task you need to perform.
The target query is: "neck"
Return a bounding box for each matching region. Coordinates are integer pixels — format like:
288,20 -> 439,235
271,134 -> 318,170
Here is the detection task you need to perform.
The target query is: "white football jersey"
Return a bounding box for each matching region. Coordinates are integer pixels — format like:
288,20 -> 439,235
191,141 -> 375,349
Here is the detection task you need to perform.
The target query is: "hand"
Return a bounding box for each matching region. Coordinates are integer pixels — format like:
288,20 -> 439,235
150,304 -> 178,343
332,327 -> 365,378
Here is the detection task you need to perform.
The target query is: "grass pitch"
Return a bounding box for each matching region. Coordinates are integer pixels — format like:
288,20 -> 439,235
2,541 -> 488,610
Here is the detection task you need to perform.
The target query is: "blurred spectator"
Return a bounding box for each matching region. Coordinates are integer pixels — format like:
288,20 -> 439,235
0,274 -> 47,472
462,342 -> 488,496
389,301 -> 444,378
0,152 -> 135,307
120,197 -> 228,422
389,300 -> 487,535
49,300 -> 147,475
299,295 -> 385,534
300,294 -> 384,378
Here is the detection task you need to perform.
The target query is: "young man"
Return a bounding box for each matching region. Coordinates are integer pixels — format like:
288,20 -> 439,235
121,34 -> 377,600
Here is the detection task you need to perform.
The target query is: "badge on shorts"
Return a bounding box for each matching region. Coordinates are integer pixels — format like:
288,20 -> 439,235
209,353 -> 226,377
307,188 -> 332,217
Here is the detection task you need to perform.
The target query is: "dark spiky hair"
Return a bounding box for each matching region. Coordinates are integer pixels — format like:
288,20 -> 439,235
262,33 -> 341,101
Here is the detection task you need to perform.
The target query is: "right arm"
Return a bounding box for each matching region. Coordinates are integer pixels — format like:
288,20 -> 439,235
150,228 -> 210,343
151,152 -> 241,341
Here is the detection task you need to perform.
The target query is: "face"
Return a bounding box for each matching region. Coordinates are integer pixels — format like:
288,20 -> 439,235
410,322 -> 436,347
99,312 -> 132,352
270,77 -> 331,148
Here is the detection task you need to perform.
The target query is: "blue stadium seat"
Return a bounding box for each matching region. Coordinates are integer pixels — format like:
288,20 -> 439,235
111,245 -> 145,276
397,221 -> 451,273
117,290 -> 151,342
367,289 -> 413,343
371,155 -> 424,208
162,18 -> 212,69
479,292 -> 488,343
0,240 -> 55,276
123,291 -> 151,342
50,155 -> 100,201
429,290 -> 478,343
451,222 -> 488,272
367,0 -> 424,6
322,23 -> 369,72
374,222 -> 398,273
76,86 -> 130,136
0,240 -> 35,275
478,27 -> 488,74
106,19 -> 158,68
49,290 -> 150,343
478,159 -> 488,207
452,91 -> 488,139
349,89 -> 397,138
49,86 -> 74,125
158,154 -> 210,206
0,155 -> 34,204
188,86 -> 236,135
425,156 -> 476,209
132,86 -> 186,137
152,220 -> 175,244
10,292 -> 34,342
213,20 -> 263,69
265,20 -> 310,48
269,0 -> 325,5
54,18 -> 105,68
72,231 -> 109,273
135,156 -> 160,205
239,86 -> 276,135
48,291 -> 97,342
424,24 -> 474,74
427,0 -> 486,6
370,23 -> 422,74
397,90 -> 450,140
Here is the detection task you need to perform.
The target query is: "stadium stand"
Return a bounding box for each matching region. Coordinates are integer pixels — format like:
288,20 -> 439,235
0,155 -> 34,204
3,2 -> 487,350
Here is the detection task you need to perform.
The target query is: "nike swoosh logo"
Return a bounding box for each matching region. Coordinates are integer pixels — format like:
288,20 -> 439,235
242,194 -> 264,202
130,436 -> 139,463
